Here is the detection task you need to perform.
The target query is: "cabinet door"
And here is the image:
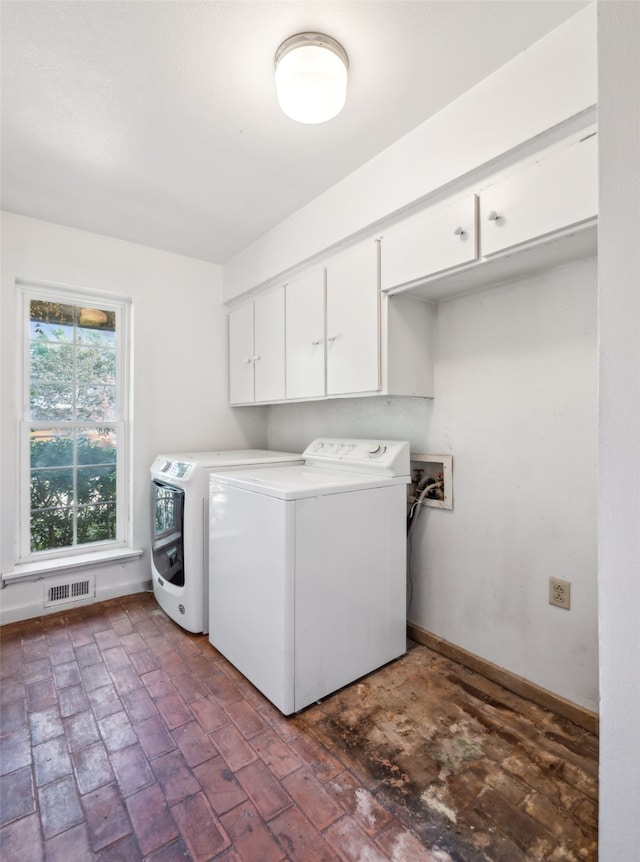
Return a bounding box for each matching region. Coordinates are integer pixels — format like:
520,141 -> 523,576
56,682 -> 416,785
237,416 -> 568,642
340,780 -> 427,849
381,194 -> 478,291
285,268 -> 325,400
254,287 -> 285,403
326,240 -> 379,396
228,303 -> 255,404
480,134 -> 598,257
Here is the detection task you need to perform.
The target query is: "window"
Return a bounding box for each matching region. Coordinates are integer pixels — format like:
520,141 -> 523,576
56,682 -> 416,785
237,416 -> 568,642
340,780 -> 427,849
18,283 -> 131,561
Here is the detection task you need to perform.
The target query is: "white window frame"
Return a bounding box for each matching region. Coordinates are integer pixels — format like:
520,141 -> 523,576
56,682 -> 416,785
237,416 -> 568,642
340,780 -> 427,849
17,280 -> 133,564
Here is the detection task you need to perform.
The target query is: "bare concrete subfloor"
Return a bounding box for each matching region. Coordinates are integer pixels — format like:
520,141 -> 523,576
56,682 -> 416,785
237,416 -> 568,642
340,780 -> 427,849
298,641 -> 598,862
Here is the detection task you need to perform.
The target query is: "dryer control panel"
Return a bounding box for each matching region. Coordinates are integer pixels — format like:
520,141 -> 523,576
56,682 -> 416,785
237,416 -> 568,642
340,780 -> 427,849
303,438 -> 410,477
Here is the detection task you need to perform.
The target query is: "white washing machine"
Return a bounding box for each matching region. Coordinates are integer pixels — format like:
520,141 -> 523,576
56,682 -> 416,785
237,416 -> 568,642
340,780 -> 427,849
150,449 -> 301,634
208,437 -> 410,714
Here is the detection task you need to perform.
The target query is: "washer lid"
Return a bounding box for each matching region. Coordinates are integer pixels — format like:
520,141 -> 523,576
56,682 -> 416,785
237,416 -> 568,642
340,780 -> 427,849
210,465 -> 410,500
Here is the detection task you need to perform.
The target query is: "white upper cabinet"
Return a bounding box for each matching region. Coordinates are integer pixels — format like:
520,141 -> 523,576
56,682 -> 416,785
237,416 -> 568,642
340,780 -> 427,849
285,268 -> 325,400
228,286 -> 285,404
479,134 -> 598,257
380,195 -> 478,291
326,240 -> 380,396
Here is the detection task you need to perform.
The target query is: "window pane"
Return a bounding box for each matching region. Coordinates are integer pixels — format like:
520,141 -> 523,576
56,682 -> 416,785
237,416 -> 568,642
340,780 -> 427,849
76,385 -> 116,421
30,300 -> 76,340
30,342 -> 74,381
30,384 -> 74,421
77,346 -> 116,384
30,430 -> 74,468
30,468 -> 74,511
77,504 -> 116,544
77,465 -> 116,505
78,429 -> 117,465
77,307 -> 116,346
30,507 -> 73,552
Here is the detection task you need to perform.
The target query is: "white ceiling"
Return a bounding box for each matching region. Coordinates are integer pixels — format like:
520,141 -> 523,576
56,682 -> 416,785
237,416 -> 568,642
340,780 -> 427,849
1,1 -> 588,265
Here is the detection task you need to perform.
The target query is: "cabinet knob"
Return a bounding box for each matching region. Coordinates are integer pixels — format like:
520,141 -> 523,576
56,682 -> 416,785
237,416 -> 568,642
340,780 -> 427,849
311,339 -> 323,346
487,211 -> 501,222
244,358 -> 252,364
453,226 -> 465,237
253,355 -> 261,361
327,335 -> 338,343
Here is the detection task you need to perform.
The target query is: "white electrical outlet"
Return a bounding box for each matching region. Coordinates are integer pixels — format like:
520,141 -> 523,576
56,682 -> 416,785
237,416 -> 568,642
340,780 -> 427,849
549,577 -> 571,610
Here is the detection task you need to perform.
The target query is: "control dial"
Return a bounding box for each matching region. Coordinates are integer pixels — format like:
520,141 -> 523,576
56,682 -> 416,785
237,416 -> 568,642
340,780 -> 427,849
368,444 -> 386,458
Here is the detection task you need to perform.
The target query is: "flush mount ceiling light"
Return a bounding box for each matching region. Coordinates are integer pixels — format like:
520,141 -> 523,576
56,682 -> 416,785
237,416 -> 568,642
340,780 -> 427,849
274,33 -> 349,124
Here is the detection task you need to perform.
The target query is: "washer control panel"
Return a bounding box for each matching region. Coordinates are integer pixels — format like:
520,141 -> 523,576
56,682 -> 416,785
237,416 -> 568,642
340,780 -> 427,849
303,438 -> 409,477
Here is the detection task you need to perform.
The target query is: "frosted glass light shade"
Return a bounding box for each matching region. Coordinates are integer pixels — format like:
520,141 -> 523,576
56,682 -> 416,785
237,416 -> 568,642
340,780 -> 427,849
275,33 -> 348,124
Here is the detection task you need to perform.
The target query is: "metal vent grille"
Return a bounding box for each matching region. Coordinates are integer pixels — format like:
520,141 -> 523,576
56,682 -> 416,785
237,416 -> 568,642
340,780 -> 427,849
45,576 -> 95,607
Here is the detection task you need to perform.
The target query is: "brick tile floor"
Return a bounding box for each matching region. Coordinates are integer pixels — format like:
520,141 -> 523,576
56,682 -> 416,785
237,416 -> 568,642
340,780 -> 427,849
0,592 -> 598,861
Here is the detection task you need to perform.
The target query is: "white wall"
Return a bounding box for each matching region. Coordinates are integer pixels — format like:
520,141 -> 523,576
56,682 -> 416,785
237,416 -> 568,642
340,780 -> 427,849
223,4 -> 596,302
269,259 -> 599,710
597,1 -> 640,857
0,213 -> 267,622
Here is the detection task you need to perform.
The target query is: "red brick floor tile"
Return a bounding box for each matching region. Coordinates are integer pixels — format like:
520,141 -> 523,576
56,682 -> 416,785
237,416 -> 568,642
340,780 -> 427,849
0,811 -> 44,862
151,749 -> 201,805
183,653 -> 215,679
88,683 -> 122,720
74,641 -> 102,667
28,706 -> 63,744
98,710 -> 138,753
0,728 -> 32,774
171,791 -> 231,861
136,714 -> 176,759
110,617 -> 135,637
38,775 -> 84,839
324,815 -> 391,862
157,651 -> 189,677
58,682 -> 90,717
0,764 -> 36,825
282,767 -> 344,831
257,700 -> 303,742
171,671 -> 209,703
52,660 -> 81,689
122,686 -> 158,722
94,629 -> 121,651
64,708 -> 101,751
26,678 -> 57,712
103,646 -> 133,672
172,719 -> 218,767
236,758 -> 292,820
44,822 -> 92,862
80,661 -> 113,691
375,822 -> 445,862
23,637 -> 49,662
141,669 -> 174,699
125,782 -> 180,856
156,690 -> 192,731
225,698 -> 269,739
251,728 -> 303,779
1,697 -> 28,733
193,756 -> 248,816
324,770 -> 394,835
1,677 -> 26,704
67,624 -> 95,648
204,670 -> 243,707
93,834 -> 142,861
144,837 -> 192,862
111,665 -> 144,695
220,801 -> 286,862
288,733 -> 343,783
270,806 -> 340,862
82,782 -> 133,852
211,722 -> 258,772
129,648 -> 161,676
24,658 -> 52,684
189,694 -> 227,733
33,735 -> 73,786
72,741 -> 115,794
111,742 -> 155,796
120,632 -> 147,654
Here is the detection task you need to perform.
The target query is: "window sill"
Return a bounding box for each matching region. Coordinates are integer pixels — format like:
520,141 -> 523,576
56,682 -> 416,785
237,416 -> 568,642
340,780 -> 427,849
2,547 -> 144,584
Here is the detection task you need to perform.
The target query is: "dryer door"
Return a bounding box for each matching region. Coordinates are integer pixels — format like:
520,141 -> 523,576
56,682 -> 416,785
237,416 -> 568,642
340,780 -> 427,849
151,480 -> 185,587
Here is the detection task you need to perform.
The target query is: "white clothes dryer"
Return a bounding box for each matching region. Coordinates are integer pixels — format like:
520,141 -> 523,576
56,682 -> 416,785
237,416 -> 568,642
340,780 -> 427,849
208,438 -> 410,714
150,449 -> 301,633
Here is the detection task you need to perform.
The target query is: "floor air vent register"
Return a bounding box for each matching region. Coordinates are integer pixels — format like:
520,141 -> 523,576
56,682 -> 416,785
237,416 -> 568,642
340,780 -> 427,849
44,575 -> 95,607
